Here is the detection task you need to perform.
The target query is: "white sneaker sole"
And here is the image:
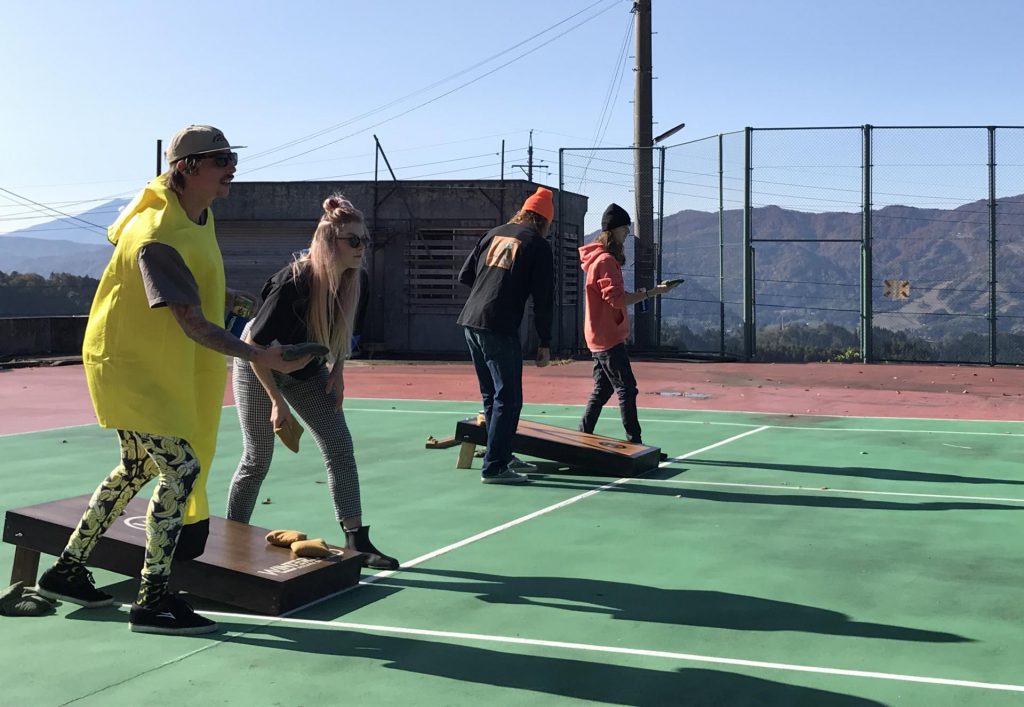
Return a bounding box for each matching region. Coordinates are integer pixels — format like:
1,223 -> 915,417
35,586 -> 114,609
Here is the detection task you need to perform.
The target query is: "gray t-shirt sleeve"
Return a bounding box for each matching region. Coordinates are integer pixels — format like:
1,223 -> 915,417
137,243 -> 201,308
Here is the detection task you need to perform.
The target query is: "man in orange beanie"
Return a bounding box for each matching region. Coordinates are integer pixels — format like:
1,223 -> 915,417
457,187 -> 555,484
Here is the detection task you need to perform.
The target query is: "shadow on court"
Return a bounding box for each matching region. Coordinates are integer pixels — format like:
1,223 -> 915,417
374,568 -> 969,643
63,577 -> 405,617
525,473 -> 1024,512
219,623 -> 886,706
686,459 -> 1024,486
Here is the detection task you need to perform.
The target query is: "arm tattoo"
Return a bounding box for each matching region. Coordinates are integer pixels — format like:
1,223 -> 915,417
170,303 -> 256,360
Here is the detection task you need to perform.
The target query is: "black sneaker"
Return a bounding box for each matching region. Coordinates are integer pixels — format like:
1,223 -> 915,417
129,594 -> 218,636
37,563 -> 114,608
345,526 -> 400,570
481,467 -> 530,485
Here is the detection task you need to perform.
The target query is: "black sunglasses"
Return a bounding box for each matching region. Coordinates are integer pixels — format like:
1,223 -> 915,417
197,151 -> 238,168
336,234 -> 371,248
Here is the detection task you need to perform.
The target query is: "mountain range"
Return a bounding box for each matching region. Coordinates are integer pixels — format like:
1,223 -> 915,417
5,194 -> 1024,334
655,195 -> 1024,335
0,199 -> 127,278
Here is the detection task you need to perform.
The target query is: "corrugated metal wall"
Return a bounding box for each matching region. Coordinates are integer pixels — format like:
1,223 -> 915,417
215,180 -> 588,357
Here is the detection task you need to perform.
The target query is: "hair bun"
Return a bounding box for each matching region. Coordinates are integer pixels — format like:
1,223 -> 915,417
322,194 -> 356,217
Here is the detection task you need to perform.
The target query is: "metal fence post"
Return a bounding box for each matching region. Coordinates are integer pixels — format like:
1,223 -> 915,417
861,125 -> 873,363
656,146 -> 666,348
988,126 -> 997,365
718,133 -> 726,357
561,149 -> 569,358
742,127 -> 754,360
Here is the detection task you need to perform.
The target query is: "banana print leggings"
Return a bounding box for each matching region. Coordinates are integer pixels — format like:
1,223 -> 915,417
59,429 -> 200,606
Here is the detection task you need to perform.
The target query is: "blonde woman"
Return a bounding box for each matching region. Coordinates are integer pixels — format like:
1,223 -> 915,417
227,195 -> 398,570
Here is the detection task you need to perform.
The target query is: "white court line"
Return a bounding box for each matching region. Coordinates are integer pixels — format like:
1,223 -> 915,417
0,421 -> 96,438
0,403 -> 241,439
256,426 -> 771,616
647,479 -> 1024,505
340,396 -> 1024,426
84,427 -> 773,697
194,614 -> 1024,695
340,407 -> 1024,438
4,402 -> 1019,439
343,396 -> 1024,427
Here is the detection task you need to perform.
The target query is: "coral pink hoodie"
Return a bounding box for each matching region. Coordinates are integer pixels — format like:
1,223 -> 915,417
579,242 -> 629,352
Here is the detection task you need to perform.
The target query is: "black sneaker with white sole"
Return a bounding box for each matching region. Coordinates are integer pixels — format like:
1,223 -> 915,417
508,455 -> 538,473
481,467 -> 530,484
129,594 -> 218,636
36,563 -> 114,608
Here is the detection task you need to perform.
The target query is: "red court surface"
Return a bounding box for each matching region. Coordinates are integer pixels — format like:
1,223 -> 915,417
2,359 -> 1021,435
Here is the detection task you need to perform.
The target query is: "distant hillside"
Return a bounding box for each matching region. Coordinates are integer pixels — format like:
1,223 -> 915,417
8,193 -> 1024,335
656,195 -> 1024,334
0,198 -> 128,245
0,198 -> 125,277
0,235 -> 112,278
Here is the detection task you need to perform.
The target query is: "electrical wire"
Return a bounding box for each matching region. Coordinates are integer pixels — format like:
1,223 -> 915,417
0,187 -> 106,234
578,11 -> 634,188
241,0 -> 622,174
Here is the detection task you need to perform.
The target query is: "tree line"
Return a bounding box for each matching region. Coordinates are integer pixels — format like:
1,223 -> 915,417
663,320 -> 1024,364
3,271 -> 1022,363
0,271 -> 99,316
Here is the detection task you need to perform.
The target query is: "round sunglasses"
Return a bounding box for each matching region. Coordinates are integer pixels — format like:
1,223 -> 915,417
335,234 -> 371,248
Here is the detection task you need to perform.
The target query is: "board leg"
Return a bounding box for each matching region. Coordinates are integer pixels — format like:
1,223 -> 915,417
11,546 -> 41,586
456,442 -> 476,469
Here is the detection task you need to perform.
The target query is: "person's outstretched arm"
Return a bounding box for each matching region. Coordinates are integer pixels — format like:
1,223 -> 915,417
170,303 -> 310,374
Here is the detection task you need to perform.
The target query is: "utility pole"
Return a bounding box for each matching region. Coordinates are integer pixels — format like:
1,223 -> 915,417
633,0 -> 656,348
527,130 -> 534,182
513,129 -> 542,182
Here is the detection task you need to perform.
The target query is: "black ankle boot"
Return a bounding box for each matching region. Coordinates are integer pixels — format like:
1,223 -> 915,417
344,526 -> 399,570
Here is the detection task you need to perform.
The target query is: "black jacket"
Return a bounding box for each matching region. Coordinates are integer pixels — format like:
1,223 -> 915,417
456,223 -> 554,346
248,263 -> 323,379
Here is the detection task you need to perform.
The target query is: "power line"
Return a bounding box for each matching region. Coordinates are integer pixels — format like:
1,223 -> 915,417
578,10 -> 634,188
241,0 -> 621,175
0,187 -> 107,234
243,1 -> 617,165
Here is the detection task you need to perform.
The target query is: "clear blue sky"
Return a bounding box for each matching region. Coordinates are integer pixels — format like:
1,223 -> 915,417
2,0 -> 1022,235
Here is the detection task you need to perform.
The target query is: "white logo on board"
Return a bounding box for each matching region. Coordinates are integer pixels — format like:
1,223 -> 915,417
123,516 -> 147,531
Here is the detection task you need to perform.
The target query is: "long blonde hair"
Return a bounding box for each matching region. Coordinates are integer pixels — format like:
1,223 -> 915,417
290,194 -> 364,360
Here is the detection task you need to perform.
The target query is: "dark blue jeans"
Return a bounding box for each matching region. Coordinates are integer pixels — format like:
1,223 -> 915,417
578,342 -> 642,444
464,327 -> 523,476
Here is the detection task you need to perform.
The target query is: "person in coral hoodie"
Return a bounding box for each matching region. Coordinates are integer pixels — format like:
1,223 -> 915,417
577,203 -> 679,444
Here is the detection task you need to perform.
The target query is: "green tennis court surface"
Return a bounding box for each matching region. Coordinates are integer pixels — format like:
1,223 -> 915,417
2,399 -> 1022,706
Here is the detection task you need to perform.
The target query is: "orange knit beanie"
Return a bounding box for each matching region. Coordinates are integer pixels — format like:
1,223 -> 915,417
521,187 -> 554,222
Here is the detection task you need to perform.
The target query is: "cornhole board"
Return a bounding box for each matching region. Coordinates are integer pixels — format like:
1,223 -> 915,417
453,417 -> 661,476
3,494 -> 362,615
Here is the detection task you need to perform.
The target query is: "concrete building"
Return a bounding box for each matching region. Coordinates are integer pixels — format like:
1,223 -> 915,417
216,179 -> 589,357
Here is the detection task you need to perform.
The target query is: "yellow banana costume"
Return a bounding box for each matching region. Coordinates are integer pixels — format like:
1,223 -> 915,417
83,176 -> 226,526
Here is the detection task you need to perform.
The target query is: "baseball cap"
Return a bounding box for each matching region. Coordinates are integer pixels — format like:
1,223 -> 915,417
165,124 -> 246,163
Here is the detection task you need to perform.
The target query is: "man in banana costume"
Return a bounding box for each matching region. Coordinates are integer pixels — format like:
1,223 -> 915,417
36,125 -> 310,635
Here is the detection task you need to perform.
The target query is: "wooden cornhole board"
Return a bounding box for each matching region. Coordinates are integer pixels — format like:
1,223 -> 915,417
453,417 -> 661,476
3,494 -> 362,615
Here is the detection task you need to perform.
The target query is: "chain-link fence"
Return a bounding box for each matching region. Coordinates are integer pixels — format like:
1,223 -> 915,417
559,146 -> 663,353
564,126 -> 1024,364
